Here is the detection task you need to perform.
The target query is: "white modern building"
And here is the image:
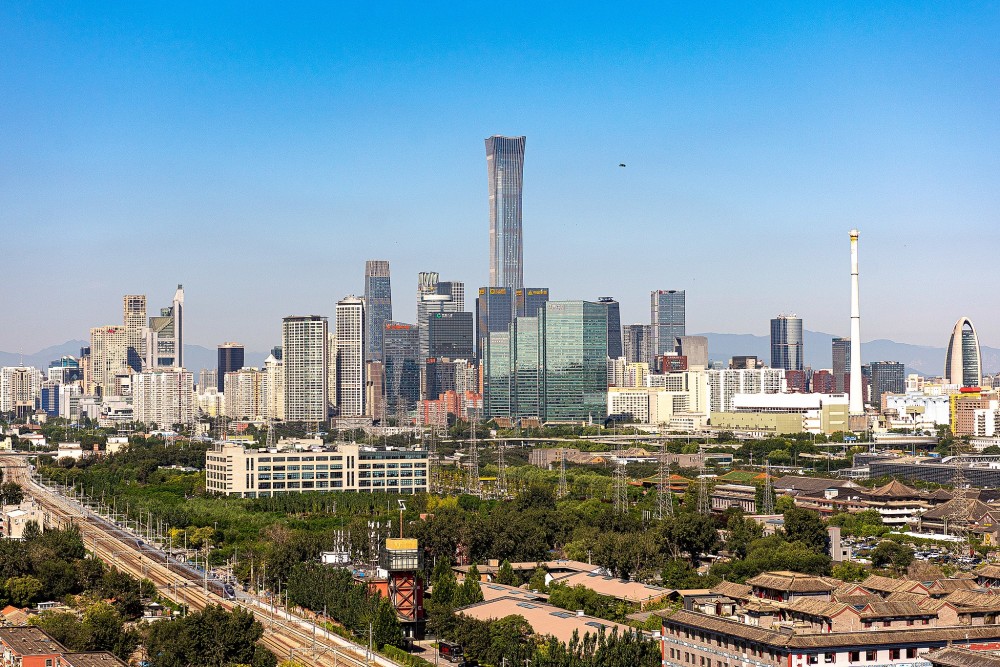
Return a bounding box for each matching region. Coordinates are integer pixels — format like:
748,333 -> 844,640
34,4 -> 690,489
609,370 -> 708,425
205,440 -> 429,497
132,368 -> 195,427
882,392 -> 951,429
0,367 -> 43,414
336,296 -> 366,417
706,367 -> 786,413
264,353 -> 284,421
282,315 -> 329,423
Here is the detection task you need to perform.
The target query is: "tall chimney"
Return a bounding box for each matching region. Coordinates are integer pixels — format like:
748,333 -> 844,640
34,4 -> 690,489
849,229 -> 863,416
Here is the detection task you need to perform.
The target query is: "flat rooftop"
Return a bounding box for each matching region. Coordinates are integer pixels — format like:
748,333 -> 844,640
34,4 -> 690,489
550,571 -> 671,604
459,596 -> 637,644
0,626 -> 66,656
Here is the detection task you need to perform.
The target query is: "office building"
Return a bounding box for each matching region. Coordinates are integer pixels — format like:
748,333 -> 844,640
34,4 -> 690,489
484,331 -> 512,419
945,317 -> 982,388
729,355 -> 761,370
89,326 -> 128,396
365,361 -> 385,421
0,367 -> 43,415
486,135 -> 526,290
270,345 -> 283,361
427,312 -> 474,359
47,356 -> 81,384
867,361 -> 905,408
384,322 -> 420,418
282,315 -> 329,423
123,294 -> 146,371
512,316 -> 542,419
832,337 -> 851,393
205,441 -> 429,497
541,301 -> 608,422
675,336 -> 708,368
770,314 -> 803,371
598,297 -> 622,359
364,260 -> 393,362
651,290 -> 685,364
146,285 -> 185,369
623,324 -> 651,365
516,287 -> 549,318
336,297 -> 366,418
476,287 -> 513,359
132,368 -> 195,427
217,342 -> 245,392
416,272 -> 464,360
224,368 -> 266,420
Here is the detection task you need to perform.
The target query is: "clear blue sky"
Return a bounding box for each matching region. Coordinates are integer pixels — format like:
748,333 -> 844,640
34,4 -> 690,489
1,2 -> 998,353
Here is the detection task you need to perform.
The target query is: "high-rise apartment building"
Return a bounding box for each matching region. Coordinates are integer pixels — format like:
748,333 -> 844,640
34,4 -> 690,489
146,285 -> 185,369
598,297 -> 623,359
706,368 -> 786,413
264,353 -> 284,421
623,324 -> 651,365
217,342 -> 245,392
0,367 -> 43,414
123,295 -> 146,371
133,368 -> 195,427
364,260 -> 393,363
945,317 -> 982,388
832,337 -> 851,394
651,290 -> 685,364
336,297 -> 365,418
770,314 -> 803,371
89,326 -> 128,396
476,287 -> 513,359
282,315 -> 329,423
516,288 -> 549,318
486,135 -> 526,290
224,368 -> 266,420
384,322 -> 420,418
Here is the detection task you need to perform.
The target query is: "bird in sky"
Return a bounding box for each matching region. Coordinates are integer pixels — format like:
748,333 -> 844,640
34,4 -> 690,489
619,163 -> 626,167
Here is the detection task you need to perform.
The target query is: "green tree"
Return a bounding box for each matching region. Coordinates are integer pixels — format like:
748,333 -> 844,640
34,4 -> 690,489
5,575 -> 43,606
725,514 -> 764,560
871,541 -> 914,572
527,566 -> 548,593
667,512 -> 720,564
146,604 -> 265,667
456,564 -> 484,607
495,560 -> 516,586
831,561 -> 868,582
782,507 -> 828,554
370,597 -> 405,650
0,481 -> 23,505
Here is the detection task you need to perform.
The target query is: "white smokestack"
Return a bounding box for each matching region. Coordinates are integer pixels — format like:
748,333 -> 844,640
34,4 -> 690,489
849,230 -> 863,416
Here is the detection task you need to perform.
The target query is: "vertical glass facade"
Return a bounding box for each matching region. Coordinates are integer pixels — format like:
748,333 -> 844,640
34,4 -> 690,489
476,287 -> 513,359
485,331 -> 512,418
384,322 -> 420,416
513,316 -> 541,418
770,314 -> 804,371
486,136 -> 525,290
598,297 -> 622,359
516,287 -> 549,318
540,301 -> 608,422
650,290 -> 685,362
832,337 -> 851,393
364,260 -> 392,363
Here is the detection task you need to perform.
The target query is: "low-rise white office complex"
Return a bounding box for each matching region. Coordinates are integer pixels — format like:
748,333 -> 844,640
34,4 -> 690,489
205,440 -> 429,497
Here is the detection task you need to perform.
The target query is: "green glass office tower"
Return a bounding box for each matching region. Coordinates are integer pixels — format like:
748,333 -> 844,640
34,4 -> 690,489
485,331 -> 512,418
512,316 -> 541,418
540,301 -> 608,422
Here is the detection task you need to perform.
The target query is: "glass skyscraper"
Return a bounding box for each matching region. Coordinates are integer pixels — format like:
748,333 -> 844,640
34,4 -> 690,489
650,290 -> 685,363
516,287 -> 549,318
540,301 -> 608,422
476,287 -> 513,360
383,322 -> 420,417
512,316 -> 541,418
598,297 -> 623,359
485,331 -> 512,419
364,260 -> 392,363
486,135 -> 526,290
770,314 -> 804,371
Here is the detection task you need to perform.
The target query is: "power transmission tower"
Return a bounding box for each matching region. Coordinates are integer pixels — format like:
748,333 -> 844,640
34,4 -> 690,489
613,440 -> 628,514
265,417 -> 277,450
657,443 -> 673,519
946,451 -> 972,549
427,425 -> 438,494
761,461 -> 776,515
696,449 -> 711,516
466,413 -> 481,497
557,449 -> 568,499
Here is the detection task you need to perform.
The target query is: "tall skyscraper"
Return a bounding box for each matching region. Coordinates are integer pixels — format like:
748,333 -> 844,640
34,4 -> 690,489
651,290 -> 685,363
476,287 -> 513,359
89,326 -> 128,396
282,315 -> 329,423
364,260 -> 392,363
516,287 -> 549,318
945,317 -> 982,388
540,301 -> 608,422
486,135 -> 526,290
598,297 -> 623,359
383,322 -> 420,418
123,295 -> 146,372
770,314 -> 803,371
623,324 -> 651,365
146,285 -> 185,369
832,337 -> 851,393
217,342 -> 245,392
336,297 -> 365,418
427,312 -> 475,359
866,361 -> 905,407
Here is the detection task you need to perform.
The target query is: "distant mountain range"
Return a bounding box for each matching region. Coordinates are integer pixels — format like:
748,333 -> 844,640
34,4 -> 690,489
696,330 -> 1000,376
0,341 -> 268,375
3,333 -> 997,378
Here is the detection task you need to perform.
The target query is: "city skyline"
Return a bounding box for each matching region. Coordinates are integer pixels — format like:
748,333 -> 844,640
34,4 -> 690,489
2,4 -> 998,351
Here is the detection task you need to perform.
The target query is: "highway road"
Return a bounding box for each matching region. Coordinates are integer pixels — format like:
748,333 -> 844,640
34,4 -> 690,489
0,456 -> 403,667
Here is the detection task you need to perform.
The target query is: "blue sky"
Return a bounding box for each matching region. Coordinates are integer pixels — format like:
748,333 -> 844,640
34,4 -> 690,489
1,2 -> 998,353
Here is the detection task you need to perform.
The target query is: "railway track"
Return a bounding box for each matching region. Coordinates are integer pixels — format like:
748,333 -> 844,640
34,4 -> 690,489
0,457 -> 399,667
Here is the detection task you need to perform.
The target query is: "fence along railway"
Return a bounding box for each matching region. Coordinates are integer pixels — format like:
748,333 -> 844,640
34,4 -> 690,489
0,455 -> 399,667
